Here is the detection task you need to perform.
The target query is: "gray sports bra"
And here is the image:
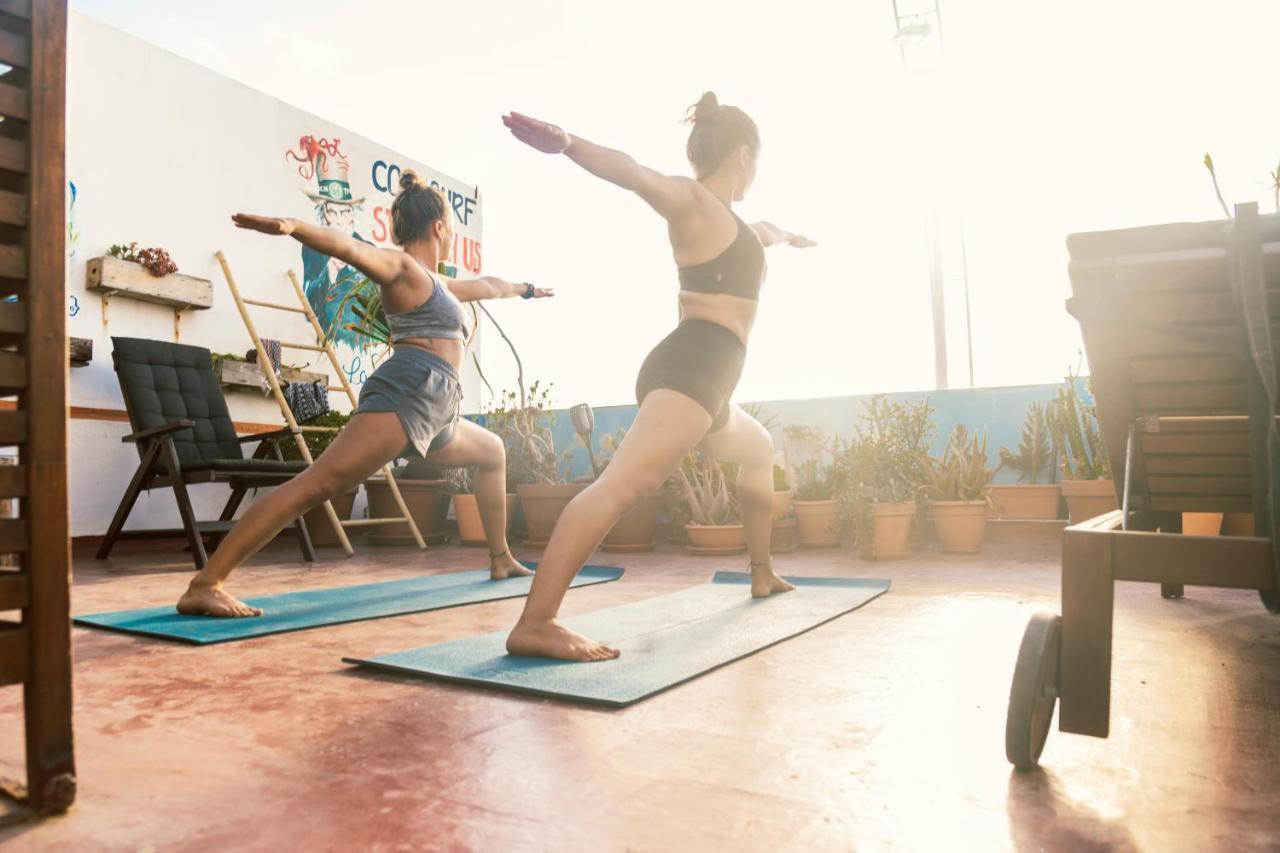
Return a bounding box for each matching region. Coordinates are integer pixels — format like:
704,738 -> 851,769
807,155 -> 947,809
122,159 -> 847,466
386,267 -> 472,343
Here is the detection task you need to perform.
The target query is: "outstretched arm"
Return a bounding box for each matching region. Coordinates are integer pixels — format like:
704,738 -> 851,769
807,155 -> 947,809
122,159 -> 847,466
231,214 -> 409,286
443,274 -> 554,304
751,221 -> 818,249
502,112 -> 700,221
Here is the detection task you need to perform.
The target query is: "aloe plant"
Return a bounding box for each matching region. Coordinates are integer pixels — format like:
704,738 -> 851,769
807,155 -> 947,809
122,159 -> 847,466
917,425 -> 994,502
1047,369 -> 1111,481
997,402 -> 1055,484
678,451 -> 740,526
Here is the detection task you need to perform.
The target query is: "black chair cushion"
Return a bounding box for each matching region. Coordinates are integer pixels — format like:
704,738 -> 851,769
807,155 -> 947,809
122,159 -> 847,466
111,336 -> 243,465
181,458 -> 308,474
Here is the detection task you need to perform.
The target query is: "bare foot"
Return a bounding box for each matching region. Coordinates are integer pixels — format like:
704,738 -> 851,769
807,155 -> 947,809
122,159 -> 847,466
750,564 -> 796,599
176,582 -> 263,618
506,618 -> 620,662
490,552 -> 534,580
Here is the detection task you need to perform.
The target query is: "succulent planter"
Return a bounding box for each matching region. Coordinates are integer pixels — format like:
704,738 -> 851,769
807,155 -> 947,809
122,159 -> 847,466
794,499 -> 841,548
1061,479 -> 1117,524
930,500 -> 989,554
516,483 -> 586,547
869,501 -> 915,560
603,495 -> 662,553
685,523 -> 747,555
987,484 -> 1062,520
86,255 -> 212,310
770,516 -> 798,554
364,477 -> 450,545
300,489 -> 357,548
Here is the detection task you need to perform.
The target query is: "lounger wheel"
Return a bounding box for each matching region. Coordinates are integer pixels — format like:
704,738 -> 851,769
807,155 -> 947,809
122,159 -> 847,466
1161,583 -> 1184,600
1005,612 -> 1061,771
1261,589 -> 1280,614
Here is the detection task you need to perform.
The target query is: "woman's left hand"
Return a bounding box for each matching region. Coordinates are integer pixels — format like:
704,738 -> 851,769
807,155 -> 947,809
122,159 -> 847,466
527,285 -> 555,298
788,233 -> 818,248
503,112 -> 572,154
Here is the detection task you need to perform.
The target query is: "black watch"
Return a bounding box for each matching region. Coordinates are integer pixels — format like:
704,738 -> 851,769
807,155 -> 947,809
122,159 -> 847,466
521,283 -> 535,299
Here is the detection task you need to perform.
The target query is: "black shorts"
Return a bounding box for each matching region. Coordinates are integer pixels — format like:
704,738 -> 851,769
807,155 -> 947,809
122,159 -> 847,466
635,320 -> 746,432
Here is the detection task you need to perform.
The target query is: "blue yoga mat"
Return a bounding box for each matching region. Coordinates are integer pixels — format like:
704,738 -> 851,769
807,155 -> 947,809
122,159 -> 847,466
74,564 -> 624,645
345,572 -> 890,707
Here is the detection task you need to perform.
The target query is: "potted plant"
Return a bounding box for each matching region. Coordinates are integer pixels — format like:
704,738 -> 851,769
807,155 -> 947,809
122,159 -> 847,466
678,451 -> 745,554
835,396 -> 935,560
364,456 -> 451,545
442,466 -> 488,546
770,459 -> 798,554
918,425 -> 995,554
1048,368 -> 1115,523
485,382 -> 580,547
596,429 -> 663,553
785,425 -> 843,548
990,401 -> 1062,519
275,412 -> 355,547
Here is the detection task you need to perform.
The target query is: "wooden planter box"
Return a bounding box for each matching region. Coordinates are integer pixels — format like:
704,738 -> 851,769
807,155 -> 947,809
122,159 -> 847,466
86,256 -> 213,310
69,336 -> 91,367
216,358 -> 327,393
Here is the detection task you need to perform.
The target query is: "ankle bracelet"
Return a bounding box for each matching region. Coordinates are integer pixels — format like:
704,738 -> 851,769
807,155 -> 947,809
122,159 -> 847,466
490,549 -> 509,560
749,560 -> 773,571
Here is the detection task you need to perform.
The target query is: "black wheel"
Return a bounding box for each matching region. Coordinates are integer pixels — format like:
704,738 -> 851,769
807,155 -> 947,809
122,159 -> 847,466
1161,583 -> 1184,600
1261,588 -> 1279,614
1006,612 -> 1061,770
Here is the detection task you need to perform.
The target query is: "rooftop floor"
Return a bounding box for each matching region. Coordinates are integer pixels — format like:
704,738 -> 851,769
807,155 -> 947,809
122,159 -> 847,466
2,536 -> 1278,851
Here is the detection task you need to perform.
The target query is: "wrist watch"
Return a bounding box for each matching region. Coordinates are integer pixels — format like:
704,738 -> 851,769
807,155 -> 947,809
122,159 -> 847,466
521,283 -> 535,299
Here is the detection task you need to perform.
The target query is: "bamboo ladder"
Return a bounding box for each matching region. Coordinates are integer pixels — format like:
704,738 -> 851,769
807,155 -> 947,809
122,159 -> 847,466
215,252 -> 426,555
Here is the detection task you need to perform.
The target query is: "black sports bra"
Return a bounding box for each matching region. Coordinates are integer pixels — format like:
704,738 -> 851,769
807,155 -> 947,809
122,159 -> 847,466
677,208 -> 766,301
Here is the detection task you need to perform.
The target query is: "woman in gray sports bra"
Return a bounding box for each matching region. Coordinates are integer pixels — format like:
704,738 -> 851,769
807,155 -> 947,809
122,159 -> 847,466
176,170 -> 552,619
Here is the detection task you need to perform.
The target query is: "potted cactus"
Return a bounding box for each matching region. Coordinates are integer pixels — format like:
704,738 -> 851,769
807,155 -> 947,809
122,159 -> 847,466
785,425 -> 843,548
990,401 -> 1062,520
1048,370 -> 1115,523
918,425 -> 995,554
597,429 -> 663,553
679,451 -> 745,555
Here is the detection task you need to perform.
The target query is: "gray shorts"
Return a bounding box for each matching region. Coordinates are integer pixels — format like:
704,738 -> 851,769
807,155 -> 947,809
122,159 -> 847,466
354,346 -> 461,458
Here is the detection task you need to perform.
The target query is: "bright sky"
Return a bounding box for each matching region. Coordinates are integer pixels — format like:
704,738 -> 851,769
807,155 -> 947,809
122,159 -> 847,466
73,0 -> 1280,409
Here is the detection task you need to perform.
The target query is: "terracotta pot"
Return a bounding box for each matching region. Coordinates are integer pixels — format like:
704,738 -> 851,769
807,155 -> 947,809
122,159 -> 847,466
1061,479 -> 1118,524
516,483 -> 586,547
364,477 -> 450,545
771,489 -> 794,521
987,484 -> 1062,520
453,493 -> 486,546
869,501 -> 915,560
770,516 -> 798,553
302,488 -> 357,548
685,523 -> 747,555
603,495 -> 661,553
794,499 -> 841,548
1182,512 -> 1224,536
930,500 -> 989,554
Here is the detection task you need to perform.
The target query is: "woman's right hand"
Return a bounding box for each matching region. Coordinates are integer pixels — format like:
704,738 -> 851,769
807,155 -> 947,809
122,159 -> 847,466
232,213 -> 295,237
502,112 -> 572,154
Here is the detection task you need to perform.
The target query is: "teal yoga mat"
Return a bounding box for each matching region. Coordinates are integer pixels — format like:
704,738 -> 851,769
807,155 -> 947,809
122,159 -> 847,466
74,564 -> 624,645
345,572 -> 890,707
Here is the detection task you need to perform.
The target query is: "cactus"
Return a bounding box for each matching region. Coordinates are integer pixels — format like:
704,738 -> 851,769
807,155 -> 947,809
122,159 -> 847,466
484,381 -> 574,486
1047,370 -> 1111,481
678,452 -> 740,526
917,425 -> 994,502
997,402 -> 1055,484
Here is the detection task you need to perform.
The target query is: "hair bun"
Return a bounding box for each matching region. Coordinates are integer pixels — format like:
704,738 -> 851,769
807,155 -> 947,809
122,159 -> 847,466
685,91 -> 721,125
399,169 -> 426,192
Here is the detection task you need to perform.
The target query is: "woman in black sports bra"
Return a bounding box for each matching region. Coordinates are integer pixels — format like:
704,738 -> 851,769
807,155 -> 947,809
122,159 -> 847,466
502,92 -> 815,662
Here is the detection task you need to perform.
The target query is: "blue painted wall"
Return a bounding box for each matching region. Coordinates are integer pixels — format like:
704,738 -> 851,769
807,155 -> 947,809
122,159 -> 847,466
470,381 -> 1084,485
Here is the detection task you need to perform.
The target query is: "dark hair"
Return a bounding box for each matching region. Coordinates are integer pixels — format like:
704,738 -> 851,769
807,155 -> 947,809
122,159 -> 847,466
683,91 -> 760,179
391,170 -> 449,246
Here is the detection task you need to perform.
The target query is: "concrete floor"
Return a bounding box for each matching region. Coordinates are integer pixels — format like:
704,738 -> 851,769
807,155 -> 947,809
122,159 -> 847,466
1,535 -> 1277,851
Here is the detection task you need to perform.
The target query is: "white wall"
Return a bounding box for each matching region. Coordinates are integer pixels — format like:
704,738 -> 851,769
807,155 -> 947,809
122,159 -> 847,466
65,14 -> 484,536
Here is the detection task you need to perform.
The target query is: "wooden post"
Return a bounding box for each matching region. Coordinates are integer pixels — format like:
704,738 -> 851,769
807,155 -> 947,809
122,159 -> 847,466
23,0 -> 76,815
216,252 -> 354,555
1058,527 -> 1114,737
286,270 -> 425,550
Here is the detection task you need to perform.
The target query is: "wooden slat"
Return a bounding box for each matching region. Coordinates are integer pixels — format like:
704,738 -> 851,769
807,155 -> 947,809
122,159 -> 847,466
0,622 -> 29,687
1141,433 -> 1249,455
0,28 -> 28,68
0,409 -> 24,444
1149,496 -> 1253,513
1142,455 -> 1252,476
0,135 -> 27,175
0,572 -> 27,609
0,0 -> 32,20
1140,416 -> 1252,433
1111,530 -> 1276,590
1068,252 -> 1228,297
1129,356 -> 1243,384
0,81 -> 26,121
1145,476 -> 1252,496
0,517 -> 25,551
0,242 -> 24,278
0,188 -> 25,227
0,461 -> 23,495
280,341 -> 325,351
1066,214 -> 1280,258
0,297 -> 23,341
0,349 -> 23,392
340,517 -> 409,528
1133,382 -> 1245,413
1103,289 -> 1280,326
242,298 -> 306,314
